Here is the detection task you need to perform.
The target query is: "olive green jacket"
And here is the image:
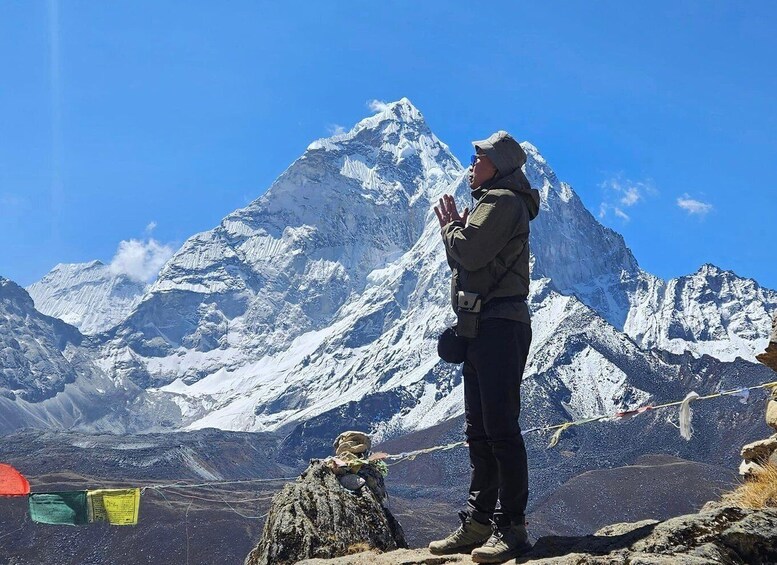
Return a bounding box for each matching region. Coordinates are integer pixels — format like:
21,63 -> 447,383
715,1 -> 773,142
442,169 -> 540,324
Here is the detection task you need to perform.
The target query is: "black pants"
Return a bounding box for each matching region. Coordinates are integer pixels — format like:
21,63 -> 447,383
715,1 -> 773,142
463,318 -> 531,525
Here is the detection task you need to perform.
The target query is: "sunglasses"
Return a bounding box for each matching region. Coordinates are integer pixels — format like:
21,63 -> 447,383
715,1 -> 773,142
470,154 -> 478,166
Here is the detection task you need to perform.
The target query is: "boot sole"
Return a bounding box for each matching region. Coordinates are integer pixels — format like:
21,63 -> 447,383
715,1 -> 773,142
471,541 -> 533,563
428,541 -> 488,556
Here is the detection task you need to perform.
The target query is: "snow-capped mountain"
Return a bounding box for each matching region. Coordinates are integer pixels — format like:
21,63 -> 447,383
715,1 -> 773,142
27,261 -> 147,335
87,98 -> 775,436
4,98 -> 776,440
521,147 -> 777,360
0,277 -> 132,431
624,264 -> 776,361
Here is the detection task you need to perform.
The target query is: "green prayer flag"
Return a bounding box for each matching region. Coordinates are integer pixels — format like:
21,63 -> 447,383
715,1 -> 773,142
29,491 -> 89,525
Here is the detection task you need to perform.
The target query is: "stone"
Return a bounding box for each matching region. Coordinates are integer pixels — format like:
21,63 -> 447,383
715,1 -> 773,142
593,506 -> 777,565
244,460 -> 406,565
338,473 -> 366,492
767,400 -> 777,432
756,315 -> 777,372
740,436 -> 777,463
739,459 -> 765,479
594,519 -> 659,537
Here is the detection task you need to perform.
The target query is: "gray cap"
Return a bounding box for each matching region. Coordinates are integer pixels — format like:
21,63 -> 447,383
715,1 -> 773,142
472,130 -> 527,175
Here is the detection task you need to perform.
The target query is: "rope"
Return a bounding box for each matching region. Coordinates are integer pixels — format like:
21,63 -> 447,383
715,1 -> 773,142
141,476 -> 298,492
380,378 -> 777,463
143,488 -> 270,505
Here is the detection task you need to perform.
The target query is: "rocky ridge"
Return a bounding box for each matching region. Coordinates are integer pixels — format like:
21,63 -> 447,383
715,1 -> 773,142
292,505 -> 777,564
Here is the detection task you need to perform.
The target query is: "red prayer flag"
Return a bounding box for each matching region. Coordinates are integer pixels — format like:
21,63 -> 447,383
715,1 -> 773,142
0,463 -> 30,496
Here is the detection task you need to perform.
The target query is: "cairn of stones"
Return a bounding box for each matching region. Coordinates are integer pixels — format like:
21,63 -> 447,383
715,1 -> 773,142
741,315 -> 777,478
245,431 -> 406,565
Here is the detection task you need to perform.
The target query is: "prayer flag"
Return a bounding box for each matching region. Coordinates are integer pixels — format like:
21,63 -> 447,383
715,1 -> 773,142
29,492 -> 89,525
0,463 -> 30,496
87,488 -> 141,526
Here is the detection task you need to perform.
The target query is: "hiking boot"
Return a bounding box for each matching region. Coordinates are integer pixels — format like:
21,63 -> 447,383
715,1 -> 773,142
428,510 -> 492,555
471,520 -> 532,563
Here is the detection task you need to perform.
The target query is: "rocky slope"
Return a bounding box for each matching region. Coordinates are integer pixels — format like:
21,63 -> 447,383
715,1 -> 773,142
0,277 -> 136,431
293,505 -> 777,564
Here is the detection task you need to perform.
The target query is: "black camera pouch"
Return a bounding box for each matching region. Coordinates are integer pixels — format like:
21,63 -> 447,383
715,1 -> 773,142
437,326 -> 468,364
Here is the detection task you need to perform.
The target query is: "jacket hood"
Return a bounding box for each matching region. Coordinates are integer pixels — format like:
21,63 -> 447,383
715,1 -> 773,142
471,131 -> 540,220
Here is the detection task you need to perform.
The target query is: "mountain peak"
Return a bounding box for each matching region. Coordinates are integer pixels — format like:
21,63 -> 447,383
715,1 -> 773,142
27,261 -> 146,335
693,263 -> 729,279
378,97 -> 424,122
0,277 -> 36,310
349,97 -> 427,137
299,99 -> 457,196
306,98 -> 429,153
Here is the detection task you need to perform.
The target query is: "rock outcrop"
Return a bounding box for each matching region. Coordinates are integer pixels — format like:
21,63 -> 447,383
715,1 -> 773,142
734,320 -> 777,476
768,393 -> 777,433
293,505 -> 777,564
757,314 -> 777,372
244,460 -> 406,565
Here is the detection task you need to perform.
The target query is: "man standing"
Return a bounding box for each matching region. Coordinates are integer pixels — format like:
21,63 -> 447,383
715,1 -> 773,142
429,131 -> 540,563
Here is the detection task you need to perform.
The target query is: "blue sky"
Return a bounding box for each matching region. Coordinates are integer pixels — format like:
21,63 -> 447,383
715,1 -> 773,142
2,1 -> 776,289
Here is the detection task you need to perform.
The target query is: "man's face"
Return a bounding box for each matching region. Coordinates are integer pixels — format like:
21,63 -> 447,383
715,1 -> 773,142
468,152 -> 498,189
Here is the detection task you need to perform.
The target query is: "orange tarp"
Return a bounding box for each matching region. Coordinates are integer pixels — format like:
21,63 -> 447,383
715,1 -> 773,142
0,463 -> 30,496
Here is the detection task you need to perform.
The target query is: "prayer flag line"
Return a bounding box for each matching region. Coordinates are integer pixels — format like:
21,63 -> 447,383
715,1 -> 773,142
0,464 -> 299,526
381,379 -> 777,463
1,378 -> 775,524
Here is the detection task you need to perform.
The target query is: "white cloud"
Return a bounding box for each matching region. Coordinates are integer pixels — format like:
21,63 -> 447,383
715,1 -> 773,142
327,124 -> 346,136
368,99 -> 389,112
598,175 -> 654,221
677,194 -> 713,216
620,187 -> 641,207
109,238 -> 174,283
145,221 -> 157,233
614,207 -> 630,221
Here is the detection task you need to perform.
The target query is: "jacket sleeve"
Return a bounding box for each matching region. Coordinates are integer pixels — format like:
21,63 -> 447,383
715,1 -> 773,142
443,221 -> 465,270
441,192 -> 523,271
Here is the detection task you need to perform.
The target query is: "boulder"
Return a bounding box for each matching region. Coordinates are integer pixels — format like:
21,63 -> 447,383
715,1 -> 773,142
628,506 -> 777,565
756,315 -> 777,372
767,399 -> 777,432
245,460 -> 406,565
740,435 -> 777,463
739,459 -> 765,479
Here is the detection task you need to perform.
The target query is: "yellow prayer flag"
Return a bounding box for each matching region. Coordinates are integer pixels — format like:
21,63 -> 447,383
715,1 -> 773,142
87,488 -> 140,526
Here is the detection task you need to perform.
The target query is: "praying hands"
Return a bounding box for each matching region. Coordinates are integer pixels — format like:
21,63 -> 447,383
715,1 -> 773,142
434,194 -> 469,228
